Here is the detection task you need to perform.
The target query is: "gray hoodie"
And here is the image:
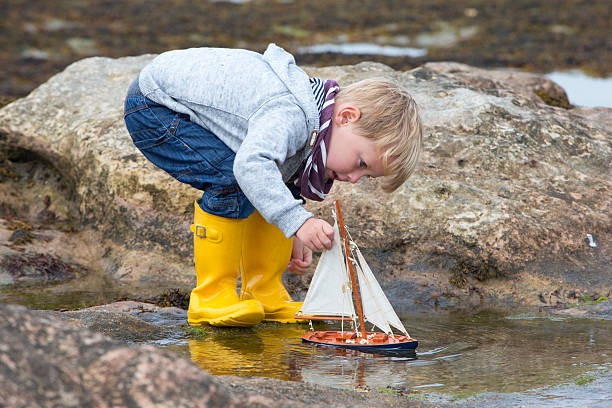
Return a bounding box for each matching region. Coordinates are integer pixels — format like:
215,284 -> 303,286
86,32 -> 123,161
138,44 -> 320,237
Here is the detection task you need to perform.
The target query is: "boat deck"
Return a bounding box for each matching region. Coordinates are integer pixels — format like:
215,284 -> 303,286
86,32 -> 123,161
302,330 -> 418,351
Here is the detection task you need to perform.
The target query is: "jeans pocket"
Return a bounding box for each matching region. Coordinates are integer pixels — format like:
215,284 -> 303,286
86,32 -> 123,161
123,94 -> 147,116
201,186 -> 254,218
125,105 -> 179,150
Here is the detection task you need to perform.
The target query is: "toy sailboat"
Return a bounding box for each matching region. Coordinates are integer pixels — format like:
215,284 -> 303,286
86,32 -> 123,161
295,200 -> 418,354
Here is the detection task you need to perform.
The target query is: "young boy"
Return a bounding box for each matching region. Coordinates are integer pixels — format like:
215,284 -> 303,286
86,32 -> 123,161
124,43 -> 422,327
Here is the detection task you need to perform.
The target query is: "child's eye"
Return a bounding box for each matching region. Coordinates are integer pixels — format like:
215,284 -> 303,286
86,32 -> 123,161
359,160 -> 368,169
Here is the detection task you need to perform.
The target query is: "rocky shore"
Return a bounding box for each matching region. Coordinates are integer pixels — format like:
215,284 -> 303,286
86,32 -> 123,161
1,1 -> 610,405
0,51 -> 610,406
1,54 -> 608,308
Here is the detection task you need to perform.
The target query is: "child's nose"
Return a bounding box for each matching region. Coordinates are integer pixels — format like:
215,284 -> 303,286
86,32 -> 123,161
348,171 -> 363,183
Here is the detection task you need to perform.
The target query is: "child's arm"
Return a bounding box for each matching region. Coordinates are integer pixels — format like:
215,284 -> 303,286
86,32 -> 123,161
295,218 -> 334,252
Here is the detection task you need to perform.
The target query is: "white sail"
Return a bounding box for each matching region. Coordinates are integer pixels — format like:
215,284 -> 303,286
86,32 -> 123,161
298,221 -> 356,318
353,246 -> 409,336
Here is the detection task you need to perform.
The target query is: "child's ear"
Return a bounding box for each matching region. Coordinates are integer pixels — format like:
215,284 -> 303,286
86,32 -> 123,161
336,105 -> 361,125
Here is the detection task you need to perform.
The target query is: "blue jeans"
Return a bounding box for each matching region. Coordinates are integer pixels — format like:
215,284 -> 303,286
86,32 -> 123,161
123,80 -> 255,218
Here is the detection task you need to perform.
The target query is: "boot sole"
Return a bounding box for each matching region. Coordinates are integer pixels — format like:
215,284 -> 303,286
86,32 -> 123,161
263,317 -> 302,323
260,301 -> 304,323
189,310 -> 264,327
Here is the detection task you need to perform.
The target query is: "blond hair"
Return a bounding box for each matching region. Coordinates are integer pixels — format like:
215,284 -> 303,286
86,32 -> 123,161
334,78 -> 423,192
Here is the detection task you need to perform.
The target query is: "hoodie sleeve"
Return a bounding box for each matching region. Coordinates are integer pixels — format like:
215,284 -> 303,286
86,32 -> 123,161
233,94 -> 314,238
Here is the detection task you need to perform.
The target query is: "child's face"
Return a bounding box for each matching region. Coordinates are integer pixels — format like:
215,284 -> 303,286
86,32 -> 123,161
325,105 -> 384,183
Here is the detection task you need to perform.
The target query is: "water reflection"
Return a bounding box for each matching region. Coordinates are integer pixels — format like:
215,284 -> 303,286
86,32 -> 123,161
297,43 -> 427,58
182,311 -> 611,394
189,325 -> 306,381
546,71 -> 612,108
296,347 -> 417,390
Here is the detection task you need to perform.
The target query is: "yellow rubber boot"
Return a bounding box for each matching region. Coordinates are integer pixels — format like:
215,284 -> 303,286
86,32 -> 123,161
240,210 -> 303,323
187,201 -> 264,327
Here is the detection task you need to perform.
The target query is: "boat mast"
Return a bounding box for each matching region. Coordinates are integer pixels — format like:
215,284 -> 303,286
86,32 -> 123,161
334,200 -> 367,339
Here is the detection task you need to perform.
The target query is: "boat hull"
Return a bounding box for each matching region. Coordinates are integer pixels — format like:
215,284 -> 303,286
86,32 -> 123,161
302,330 -> 418,353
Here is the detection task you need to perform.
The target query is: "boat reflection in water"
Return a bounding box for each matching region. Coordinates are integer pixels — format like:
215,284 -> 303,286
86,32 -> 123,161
296,342 -> 418,391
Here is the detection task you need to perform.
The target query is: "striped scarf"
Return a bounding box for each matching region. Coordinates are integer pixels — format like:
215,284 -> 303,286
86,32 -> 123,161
296,79 -> 340,201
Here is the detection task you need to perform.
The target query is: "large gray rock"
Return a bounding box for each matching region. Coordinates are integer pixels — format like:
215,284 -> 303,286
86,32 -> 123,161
0,55 -> 609,307
0,55 -> 195,295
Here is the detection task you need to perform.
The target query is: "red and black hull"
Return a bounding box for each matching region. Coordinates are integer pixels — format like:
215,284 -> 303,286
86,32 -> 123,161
302,330 -> 418,354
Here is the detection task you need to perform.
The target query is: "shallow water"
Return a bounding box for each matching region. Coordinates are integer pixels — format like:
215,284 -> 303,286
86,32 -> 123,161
2,282 -> 609,394
546,71 -> 612,108
167,310 -> 611,394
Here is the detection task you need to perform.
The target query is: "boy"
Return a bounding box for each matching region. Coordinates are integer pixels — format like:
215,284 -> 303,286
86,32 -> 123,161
124,43 -> 422,327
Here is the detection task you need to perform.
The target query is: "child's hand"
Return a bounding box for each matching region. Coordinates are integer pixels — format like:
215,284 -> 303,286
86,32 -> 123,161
288,237 -> 312,274
295,218 -> 334,252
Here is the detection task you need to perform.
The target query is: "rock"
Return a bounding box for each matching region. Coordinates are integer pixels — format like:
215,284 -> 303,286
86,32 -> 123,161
572,107 -> 612,132
0,302 -> 241,407
0,251 -> 83,285
422,61 -> 572,108
0,55 -> 609,307
553,299 -> 612,320
61,300 -> 186,344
